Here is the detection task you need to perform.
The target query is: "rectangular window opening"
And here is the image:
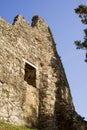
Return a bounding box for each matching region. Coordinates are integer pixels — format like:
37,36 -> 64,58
24,62 -> 36,87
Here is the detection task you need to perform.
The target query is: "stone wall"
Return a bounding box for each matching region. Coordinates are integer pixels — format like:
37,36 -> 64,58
0,15 -> 87,130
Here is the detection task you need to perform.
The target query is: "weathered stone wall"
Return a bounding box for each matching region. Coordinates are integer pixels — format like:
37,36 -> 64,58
0,15 -> 87,130
0,15 -> 39,128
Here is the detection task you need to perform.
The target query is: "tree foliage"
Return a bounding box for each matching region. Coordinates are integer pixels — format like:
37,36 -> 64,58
74,4 -> 87,62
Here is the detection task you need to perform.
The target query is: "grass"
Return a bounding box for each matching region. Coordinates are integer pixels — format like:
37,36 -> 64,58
0,120 -> 37,130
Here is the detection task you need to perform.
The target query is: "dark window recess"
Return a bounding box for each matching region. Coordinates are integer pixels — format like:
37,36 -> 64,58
24,63 -> 36,87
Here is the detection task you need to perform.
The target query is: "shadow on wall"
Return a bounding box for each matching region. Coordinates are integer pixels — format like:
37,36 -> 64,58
38,113 -> 57,130
50,56 -> 74,130
50,54 -> 87,130
25,105 -> 38,129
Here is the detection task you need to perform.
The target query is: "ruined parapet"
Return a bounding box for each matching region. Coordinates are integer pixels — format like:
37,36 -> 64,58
0,15 -> 87,130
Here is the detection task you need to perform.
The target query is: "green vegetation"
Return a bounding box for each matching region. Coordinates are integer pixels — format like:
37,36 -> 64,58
0,120 -> 37,130
74,4 -> 87,62
3,89 -> 10,98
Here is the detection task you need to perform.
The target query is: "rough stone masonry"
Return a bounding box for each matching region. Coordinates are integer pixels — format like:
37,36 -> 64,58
0,15 -> 87,130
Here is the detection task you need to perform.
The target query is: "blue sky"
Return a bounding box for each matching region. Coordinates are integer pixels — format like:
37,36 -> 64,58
0,0 -> 87,119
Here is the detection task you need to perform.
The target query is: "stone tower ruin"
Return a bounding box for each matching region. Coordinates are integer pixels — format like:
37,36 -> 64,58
0,15 -> 87,130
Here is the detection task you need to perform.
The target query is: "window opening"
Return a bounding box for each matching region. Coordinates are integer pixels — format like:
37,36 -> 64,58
24,62 -> 36,87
